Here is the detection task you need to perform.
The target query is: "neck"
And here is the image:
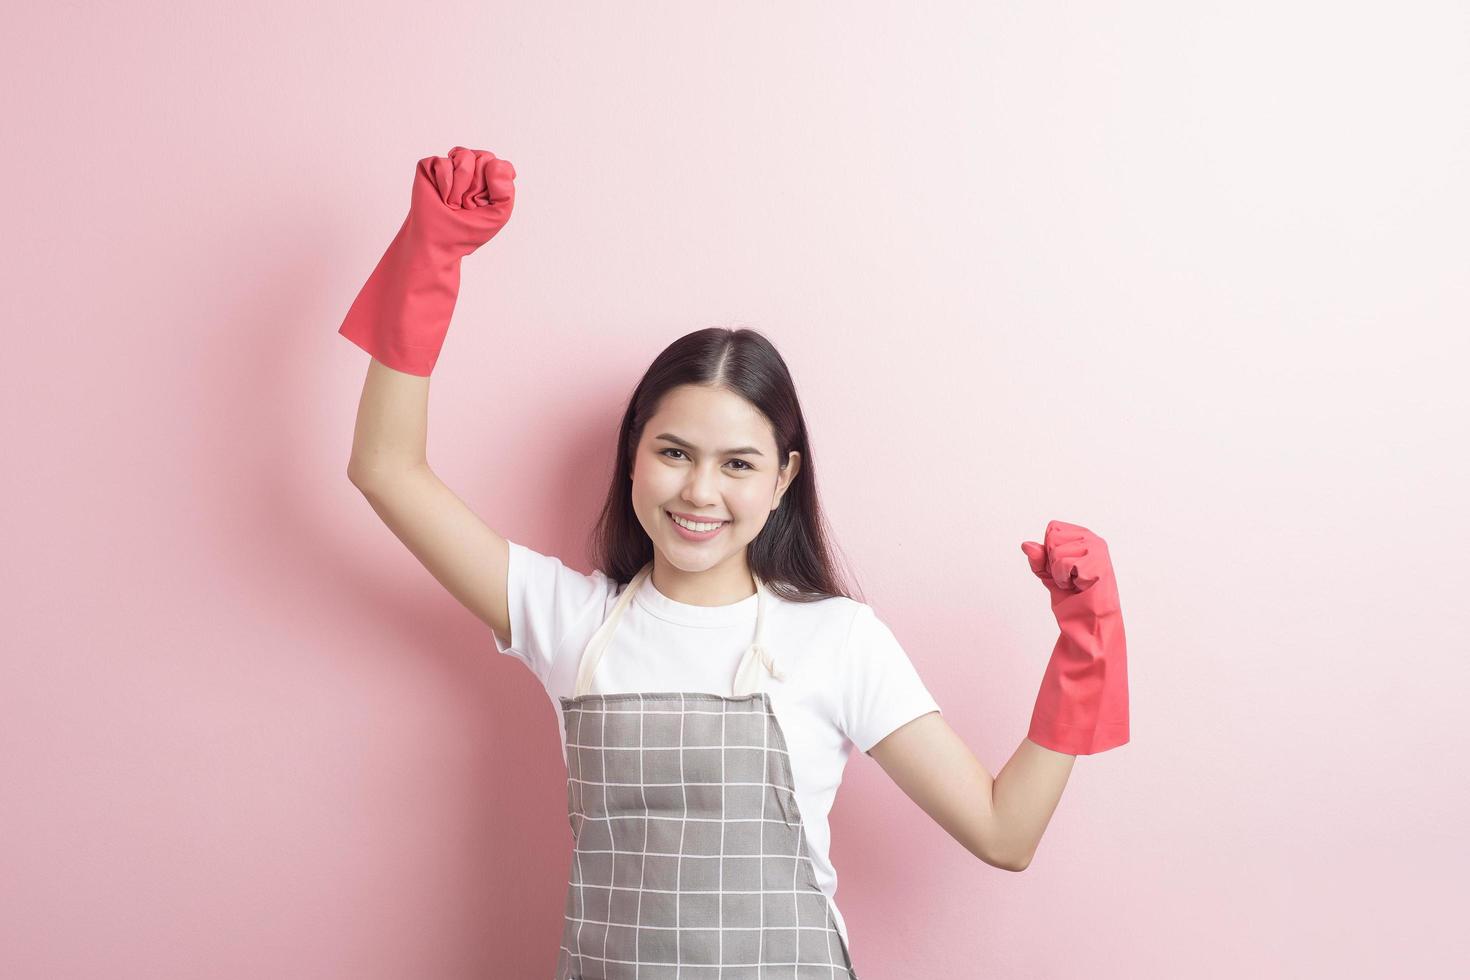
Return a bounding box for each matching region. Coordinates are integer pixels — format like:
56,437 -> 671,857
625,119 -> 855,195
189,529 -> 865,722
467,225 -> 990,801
650,552 -> 757,607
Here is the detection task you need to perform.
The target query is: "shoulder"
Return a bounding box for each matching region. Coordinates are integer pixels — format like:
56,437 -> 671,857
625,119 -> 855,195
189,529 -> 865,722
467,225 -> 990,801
764,592 -> 894,670
510,540 -> 618,604
766,590 -> 864,632
497,540 -> 622,681
837,600 -> 903,658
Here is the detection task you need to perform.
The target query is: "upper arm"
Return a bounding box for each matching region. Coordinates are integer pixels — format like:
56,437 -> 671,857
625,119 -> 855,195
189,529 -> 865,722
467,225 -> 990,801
350,466 -> 513,646
867,711 -> 1019,871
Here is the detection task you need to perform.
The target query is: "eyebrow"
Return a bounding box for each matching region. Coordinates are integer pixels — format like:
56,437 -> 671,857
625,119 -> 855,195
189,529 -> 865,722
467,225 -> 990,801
654,432 -> 765,457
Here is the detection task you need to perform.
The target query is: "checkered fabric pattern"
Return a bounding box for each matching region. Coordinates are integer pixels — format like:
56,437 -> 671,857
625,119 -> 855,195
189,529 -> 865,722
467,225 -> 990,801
553,691 -> 860,979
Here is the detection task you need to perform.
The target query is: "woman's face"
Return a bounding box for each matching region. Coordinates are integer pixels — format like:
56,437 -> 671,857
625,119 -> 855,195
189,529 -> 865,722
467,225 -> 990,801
630,384 -> 801,576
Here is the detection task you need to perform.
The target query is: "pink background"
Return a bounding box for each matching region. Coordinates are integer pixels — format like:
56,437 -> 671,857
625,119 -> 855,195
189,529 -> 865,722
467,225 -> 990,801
3,2 -> 1467,977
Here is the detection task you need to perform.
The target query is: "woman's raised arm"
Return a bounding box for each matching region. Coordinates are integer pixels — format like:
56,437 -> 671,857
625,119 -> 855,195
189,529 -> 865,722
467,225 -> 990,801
339,147 -> 519,646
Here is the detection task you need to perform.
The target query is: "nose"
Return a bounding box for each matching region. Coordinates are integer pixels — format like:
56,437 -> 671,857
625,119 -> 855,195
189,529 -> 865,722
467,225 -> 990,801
681,463 -> 723,507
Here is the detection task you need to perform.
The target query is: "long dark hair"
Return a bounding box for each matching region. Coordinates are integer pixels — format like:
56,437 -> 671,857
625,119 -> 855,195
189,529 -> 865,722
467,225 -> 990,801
586,327 -> 862,604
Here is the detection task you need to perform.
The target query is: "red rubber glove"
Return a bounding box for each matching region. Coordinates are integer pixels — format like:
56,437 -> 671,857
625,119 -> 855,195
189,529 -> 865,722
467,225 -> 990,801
1020,520 -> 1130,755
337,146 -> 517,376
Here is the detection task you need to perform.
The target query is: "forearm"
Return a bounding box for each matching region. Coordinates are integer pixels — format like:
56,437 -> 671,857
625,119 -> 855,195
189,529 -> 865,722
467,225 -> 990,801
990,737 -> 1076,869
347,357 -> 432,482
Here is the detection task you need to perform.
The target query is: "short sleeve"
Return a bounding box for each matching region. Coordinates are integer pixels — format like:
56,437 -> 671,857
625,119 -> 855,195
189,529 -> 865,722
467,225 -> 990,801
491,540 -> 611,686
838,604 -> 943,754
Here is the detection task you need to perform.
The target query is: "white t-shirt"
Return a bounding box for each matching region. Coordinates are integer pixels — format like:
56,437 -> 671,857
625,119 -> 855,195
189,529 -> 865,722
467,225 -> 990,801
491,539 -> 943,950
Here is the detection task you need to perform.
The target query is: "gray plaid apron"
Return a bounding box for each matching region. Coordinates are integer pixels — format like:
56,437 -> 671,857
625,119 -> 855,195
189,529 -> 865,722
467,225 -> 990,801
553,561 -> 860,979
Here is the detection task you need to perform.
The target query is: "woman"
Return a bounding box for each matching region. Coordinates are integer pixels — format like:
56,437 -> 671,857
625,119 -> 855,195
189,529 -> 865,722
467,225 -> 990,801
339,147 -> 1130,979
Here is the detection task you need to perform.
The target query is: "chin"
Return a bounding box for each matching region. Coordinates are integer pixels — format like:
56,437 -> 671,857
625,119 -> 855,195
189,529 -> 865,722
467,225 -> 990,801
662,549 -> 727,572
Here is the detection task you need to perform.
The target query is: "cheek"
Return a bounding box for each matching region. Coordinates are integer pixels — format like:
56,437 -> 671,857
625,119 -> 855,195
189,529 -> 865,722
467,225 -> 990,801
731,483 -> 774,516
631,470 -> 675,510
632,467 -> 668,494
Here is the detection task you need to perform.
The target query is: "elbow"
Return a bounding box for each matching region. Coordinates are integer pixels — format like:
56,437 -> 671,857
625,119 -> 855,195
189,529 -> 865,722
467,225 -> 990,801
985,843 -> 1033,873
966,820 -> 1032,872
973,822 -> 1032,872
348,457 -> 427,489
346,460 -> 386,490
991,852 -> 1031,873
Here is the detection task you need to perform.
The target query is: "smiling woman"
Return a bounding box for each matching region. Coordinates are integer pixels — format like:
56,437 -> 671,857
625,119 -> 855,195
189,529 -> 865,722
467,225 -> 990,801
340,151 -> 1122,979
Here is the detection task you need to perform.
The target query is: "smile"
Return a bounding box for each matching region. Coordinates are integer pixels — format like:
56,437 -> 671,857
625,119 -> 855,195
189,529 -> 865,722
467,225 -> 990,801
666,510 -> 729,540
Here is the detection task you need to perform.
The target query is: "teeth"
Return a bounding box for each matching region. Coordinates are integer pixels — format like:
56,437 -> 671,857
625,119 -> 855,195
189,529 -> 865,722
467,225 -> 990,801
670,512 -> 725,532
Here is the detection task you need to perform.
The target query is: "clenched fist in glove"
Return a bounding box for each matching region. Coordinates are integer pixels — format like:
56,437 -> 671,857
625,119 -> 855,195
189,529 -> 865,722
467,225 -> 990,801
1020,520 -> 1130,755
338,146 -> 517,376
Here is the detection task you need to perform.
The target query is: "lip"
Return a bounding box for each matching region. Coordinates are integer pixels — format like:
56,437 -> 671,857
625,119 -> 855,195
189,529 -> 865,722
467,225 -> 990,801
666,509 -> 729,541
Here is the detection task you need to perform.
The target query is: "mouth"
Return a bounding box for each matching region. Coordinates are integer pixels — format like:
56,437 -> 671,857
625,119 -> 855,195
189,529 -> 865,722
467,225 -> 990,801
666,509 -> 729,541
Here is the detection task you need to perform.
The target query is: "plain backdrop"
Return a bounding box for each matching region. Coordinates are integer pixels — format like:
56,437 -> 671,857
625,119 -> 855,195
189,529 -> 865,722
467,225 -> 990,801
2,2 -> 1467,977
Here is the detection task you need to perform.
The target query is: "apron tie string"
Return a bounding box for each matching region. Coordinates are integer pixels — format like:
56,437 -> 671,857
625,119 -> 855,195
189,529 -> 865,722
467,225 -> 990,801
731,571 -> 782,696
731,641 -> 784,698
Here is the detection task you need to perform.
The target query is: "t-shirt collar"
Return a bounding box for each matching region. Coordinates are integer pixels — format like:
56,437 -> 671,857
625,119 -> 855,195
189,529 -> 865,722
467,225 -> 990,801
634,572 -> 761,627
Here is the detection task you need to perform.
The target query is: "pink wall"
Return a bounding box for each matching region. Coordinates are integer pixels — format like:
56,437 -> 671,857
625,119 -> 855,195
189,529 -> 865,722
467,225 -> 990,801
3,2 -> 1466,977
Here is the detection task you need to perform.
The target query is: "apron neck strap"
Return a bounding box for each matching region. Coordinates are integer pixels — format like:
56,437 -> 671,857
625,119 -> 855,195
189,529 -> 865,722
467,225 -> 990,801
572,561 -> 783,699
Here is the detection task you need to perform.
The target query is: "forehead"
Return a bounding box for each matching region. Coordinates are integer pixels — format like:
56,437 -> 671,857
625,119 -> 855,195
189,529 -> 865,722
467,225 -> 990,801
644,386 -> 772,447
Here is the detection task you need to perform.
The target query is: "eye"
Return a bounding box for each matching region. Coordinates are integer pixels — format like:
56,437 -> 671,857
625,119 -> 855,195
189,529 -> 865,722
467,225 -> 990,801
659,448 -> 752,471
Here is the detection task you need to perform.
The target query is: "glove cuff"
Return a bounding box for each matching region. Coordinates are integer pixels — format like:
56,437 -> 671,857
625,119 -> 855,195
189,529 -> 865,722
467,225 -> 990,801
337,216 -> 465,377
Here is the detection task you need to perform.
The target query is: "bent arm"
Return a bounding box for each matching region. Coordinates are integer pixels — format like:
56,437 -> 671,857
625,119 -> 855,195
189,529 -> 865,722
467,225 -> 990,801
868,715 -> 1075,872
991,738 -> 1075,870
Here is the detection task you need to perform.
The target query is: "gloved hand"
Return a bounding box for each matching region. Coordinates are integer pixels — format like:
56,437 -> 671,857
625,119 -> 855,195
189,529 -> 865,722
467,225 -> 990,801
338,146 -> 517,376
1020,520 -> 1130,755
